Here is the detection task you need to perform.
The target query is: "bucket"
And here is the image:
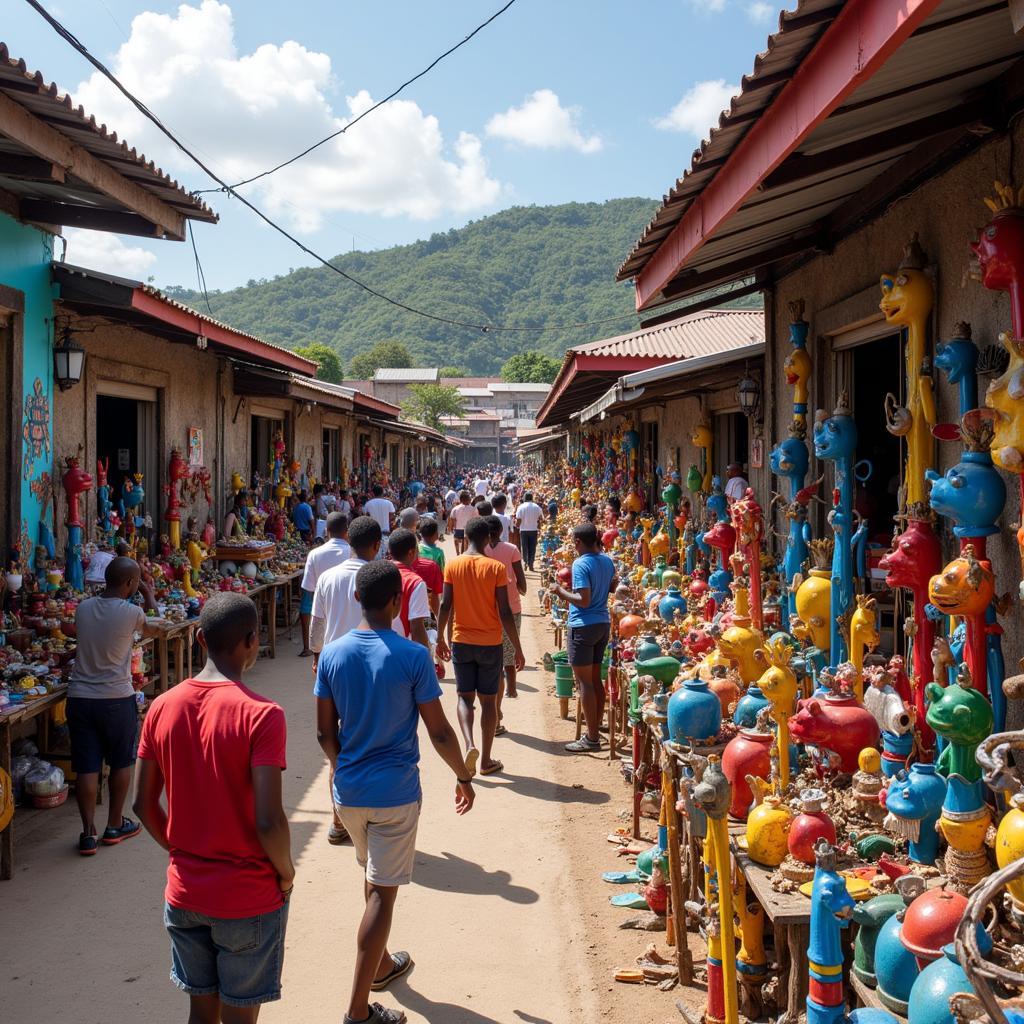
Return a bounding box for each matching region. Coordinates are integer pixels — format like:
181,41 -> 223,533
552,651 -> 575,698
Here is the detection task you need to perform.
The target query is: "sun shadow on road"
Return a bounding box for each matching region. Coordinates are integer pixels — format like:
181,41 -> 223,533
390,977 -> 525,1024
513,1013 -> 555,1024
473,769 -> 610,806
412,850 -> 538,903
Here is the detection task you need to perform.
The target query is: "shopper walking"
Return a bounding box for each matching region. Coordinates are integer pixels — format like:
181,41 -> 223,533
315,561 -> 474,1024
485,515 -> 527,722
298,512 -> 350,657
514,491 -> 544,571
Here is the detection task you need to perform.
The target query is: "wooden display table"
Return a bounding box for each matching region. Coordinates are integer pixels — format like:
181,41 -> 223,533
146,618 -> 200,693
0,686 -> 69,880
213,544 -> 277,563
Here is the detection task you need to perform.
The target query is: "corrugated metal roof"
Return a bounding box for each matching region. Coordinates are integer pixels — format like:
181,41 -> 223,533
458,387 -> 493,397
0,43 -> 217,226
373,368 -> 439,382
617,0 -> 1024,305
485,382 -> 551,392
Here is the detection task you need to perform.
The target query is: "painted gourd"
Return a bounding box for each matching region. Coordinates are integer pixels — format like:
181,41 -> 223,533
666,677 -> 721,745
722,728 -> 773,819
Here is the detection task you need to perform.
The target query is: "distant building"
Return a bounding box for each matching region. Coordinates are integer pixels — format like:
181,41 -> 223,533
440,412 -> 502,467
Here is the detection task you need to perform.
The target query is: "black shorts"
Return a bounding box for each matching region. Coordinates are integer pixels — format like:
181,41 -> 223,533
567,622 -> 610,668
452,643 -> 503,696
453,529 -> 465,540
67,695 -> 139,773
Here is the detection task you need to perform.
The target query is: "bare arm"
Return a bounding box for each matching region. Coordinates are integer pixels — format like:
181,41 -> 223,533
310,615 -> 327,656
419,698 -> 474,814
138,581 -> 158,614
512,559 -> 527,596
436,582 -> 454,661
133,757 -> 170,851
315,695 -> 341,766
253,765 -> 294,893
410,617 -> 430,652
551,583 -> 592,609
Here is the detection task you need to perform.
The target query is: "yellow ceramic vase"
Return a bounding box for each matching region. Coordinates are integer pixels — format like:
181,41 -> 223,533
997,795 -> 1024,907
746,795 -> 792,867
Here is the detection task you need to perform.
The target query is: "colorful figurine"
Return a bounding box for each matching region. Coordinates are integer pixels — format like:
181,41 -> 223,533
753,636 -> 798,792
62,453 -> 94,593
691,418 -> 713,494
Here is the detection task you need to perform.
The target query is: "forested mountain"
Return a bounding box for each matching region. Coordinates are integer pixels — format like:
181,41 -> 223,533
165,199 -> 667,375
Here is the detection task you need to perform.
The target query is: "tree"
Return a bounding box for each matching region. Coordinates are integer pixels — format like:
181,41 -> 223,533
294,342 -> 342,383
347,340 -> 413,379
438,365 -> 468,378
402,383 -> 467,431
500,351 -> 561,383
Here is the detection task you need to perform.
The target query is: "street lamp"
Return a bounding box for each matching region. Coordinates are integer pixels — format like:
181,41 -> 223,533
737,367 -> 760,418
53,326 -> 85,391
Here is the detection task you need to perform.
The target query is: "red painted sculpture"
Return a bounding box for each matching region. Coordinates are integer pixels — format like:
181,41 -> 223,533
166,446 -> 189,549
62,454 -> 94,529
789,695 -> 880,774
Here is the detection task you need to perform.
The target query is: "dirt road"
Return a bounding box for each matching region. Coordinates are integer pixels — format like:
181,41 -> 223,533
4,553 -> 691,1024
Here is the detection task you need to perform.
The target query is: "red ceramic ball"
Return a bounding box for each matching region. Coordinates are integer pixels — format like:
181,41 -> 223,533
900,887 -> 968,965
556,566 -> 572,586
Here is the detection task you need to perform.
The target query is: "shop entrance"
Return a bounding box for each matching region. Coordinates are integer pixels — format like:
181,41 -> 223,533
251,413 -> 284,496
714,411 -> 749,482
96,385 -> 158,540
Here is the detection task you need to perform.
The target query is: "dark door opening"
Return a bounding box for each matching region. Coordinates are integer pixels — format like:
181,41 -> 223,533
96,392 -> 157,543
714,411 -> 749,482
251,414 -> 284,497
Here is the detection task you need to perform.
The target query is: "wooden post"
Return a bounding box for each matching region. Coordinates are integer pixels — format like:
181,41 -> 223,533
664,755 -> 694,984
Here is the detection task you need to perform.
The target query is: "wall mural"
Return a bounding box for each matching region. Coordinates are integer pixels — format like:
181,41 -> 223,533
21,376 -> 50,481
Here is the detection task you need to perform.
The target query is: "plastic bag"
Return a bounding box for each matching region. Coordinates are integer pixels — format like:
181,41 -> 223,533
11,737 -> 38,757
24,761 -> 65,796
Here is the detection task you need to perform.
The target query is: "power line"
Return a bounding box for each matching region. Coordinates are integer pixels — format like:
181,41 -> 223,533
26,0 -> 642,336
188,221 -> 214,315
197,0 -> 518,195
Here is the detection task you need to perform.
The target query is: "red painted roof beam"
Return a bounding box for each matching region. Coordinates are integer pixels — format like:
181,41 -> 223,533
634,0 -> 944,311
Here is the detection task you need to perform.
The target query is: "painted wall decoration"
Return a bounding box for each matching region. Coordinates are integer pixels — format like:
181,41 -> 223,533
188,426 -> 204,467
21,376 -> 50,480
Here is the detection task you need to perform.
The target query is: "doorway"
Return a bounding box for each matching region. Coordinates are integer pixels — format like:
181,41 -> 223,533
251,413 -> 284,494
96,388 -> 158,540
714,411 -> 749,482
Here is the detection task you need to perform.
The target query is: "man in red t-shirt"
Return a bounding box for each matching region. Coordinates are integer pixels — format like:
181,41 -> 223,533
134,593 -> 294,1018
388,529 -> 430,652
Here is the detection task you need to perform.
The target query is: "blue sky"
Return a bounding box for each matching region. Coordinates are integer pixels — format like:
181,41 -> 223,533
6,0 -> 778,290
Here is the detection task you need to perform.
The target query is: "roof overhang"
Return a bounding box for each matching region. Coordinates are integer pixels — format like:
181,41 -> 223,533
53,263 -> 316,373
0,43 -> 216,240
577,342 -> 765,423
621,0 -> 1024,310
231,363 -> 355,412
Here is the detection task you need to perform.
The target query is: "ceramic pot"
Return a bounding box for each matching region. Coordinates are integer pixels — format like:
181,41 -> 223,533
708,673 -> 740,718
853,893 -> 905,988
666,677 -> 721,745
788,789 -> 836,865
900,888 -> 968,970
875,911 -> 920,1015
789,694 -> 880,773
733,684 -> 770,728
635,634 -> 661,664
906,939 -> 988,1024
996,793 -> 1024,910
617,614 -> 643,639
635,656 -> 681,688
745,796 -> 792,867
722,728 -> 773,819
658,586 -> 686,623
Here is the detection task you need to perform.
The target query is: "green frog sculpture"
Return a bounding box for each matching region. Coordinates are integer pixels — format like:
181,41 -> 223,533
924,663 -> 995,890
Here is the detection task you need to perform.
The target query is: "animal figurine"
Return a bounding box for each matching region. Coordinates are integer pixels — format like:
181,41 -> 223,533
789,693 -> 880,774
849,595 -> 881,702
753,636 -> 798,791
62,453 -> 94,593
934,322 -> 980,416
784,299 -> 812,436
863,664 -> 915,777
879,233 -> 937,514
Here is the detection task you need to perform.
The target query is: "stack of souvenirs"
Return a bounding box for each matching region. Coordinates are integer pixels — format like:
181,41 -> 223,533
538,187 -> 1024,1023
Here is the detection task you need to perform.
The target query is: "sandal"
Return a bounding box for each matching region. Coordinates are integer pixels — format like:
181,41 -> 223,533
464,747 -> 479,778
494,724 -> 507,737
480,760 -> 504,776
328,825 -> 350,846
370,951 -> 413,991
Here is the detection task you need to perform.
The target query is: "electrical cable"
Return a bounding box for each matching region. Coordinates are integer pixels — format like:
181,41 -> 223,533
188,221 -> 214,315
196,0 -> 518,194
26,0 -> 642,335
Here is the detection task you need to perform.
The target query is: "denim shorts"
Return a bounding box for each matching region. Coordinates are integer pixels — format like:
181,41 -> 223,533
164,902 -> 289,1007
452,642 -> 503,696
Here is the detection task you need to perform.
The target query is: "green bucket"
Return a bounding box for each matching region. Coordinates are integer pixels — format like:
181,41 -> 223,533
552,650 -> 575,698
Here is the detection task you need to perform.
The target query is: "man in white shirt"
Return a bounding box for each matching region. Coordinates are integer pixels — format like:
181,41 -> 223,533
363,483 -> 396,558
514,491 -> 545,571
309,515 -> 382,846
474,475 -> 489,497
492,492 -> 512,544
298,512 -> 351,657
448,490 -> 476,554
724,462 -> 751,502
444,487 -> 458,513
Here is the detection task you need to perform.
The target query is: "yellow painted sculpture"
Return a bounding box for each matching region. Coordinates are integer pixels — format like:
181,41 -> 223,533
849,594 -> 881,702
274,477 -> 292,509
784,298 -> 812,436
638,517 -> 654,567
753,637 -> 798,792
745,791 -> 792,868
692,418 -> 713,493
716,583 -> 764,685
648,529 -> 670,560
230,470 -> 245,494
988,331 -> 1024,473
879,234 -> 937,512
186,534 -> 205,587
735,867 -> 767,988
791,540 -> 833,655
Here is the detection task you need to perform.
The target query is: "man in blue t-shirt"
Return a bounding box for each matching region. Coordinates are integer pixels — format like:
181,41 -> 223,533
548,522 -> 616,754
292,490 -> 314,542
315,561 -> 474,1024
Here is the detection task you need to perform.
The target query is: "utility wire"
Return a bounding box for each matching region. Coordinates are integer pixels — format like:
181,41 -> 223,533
197,0 -> 518,194
188,221 -> 214,315
26,0 -> 641,336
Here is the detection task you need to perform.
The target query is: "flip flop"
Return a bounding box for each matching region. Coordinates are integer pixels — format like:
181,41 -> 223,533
464,748 -> 479,778
610,892 -> 651,909
480,760 -> 504,776
370,951 -> 413,991
494,724 -> 507,737
602,870 -> 640,884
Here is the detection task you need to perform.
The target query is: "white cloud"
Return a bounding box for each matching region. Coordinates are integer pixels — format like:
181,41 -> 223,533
748,0 -> 775,20
654,79 -> 739,138
62,228 -> 158,278
73,1 -> 502,231
486,89 -> 602,154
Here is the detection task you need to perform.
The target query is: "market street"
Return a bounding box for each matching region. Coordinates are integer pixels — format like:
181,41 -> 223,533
2,548 -> 691,1024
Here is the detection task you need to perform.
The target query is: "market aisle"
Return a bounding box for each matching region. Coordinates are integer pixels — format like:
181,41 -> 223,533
3,551 -> 617,1024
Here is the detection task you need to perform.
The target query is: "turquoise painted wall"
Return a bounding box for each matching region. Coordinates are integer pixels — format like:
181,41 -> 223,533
0,213 -> 55,569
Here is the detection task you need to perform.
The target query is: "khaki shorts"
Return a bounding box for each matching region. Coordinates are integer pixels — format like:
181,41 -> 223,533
335,800 -> 420,886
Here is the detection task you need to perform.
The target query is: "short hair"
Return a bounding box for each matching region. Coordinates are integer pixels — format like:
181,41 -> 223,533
459,490 -> 471,501
388,528 -> 418,561
200,593 -> 258,653
523,491 -> 533,502
419,518 -> 439,540
313,484 -> 324,495
414,496 -> 427,508
477,501 -> 493,516
398,507 -> 419,529
348,515 -> 382,554
115,541 -> 130,557
372,483 -> 384,496
325,512 -> 348,538
492,492 -> 507,510
573,522 -> 599,547
106,556 -> 140,587
485,514 -> 503,538
582,504 -> 598,522
298,490 -> 309,502
355,560 -> 401,611
466,515 -> 491,545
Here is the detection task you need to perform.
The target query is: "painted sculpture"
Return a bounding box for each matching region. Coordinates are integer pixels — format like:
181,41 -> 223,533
121,472 -> 145,540
935,322 -> 980,415
813,392 -> 869,664
753,636 -> 797,792
730,491 -> 764,631
165,446 -> 189,550
863,664 -> 915,777
789,692 -> 879,774
879,234 -> 937,514
881,761 -> 947,865
95,457 -> 112,537
62,453 -> 94,593
849,595 -> 880,702
691,418 -> 713,494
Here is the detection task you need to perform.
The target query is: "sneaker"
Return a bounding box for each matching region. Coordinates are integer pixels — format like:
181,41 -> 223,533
78,832 -> 98,856
344,1003 -> 407,1024
564,736 -> 602,753
101,817 -> 141,845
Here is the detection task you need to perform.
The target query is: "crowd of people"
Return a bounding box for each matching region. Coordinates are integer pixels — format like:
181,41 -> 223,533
64,462 -> 617,1024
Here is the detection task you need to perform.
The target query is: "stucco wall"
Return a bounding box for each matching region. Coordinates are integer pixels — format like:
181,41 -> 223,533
768,125 -> 1024,673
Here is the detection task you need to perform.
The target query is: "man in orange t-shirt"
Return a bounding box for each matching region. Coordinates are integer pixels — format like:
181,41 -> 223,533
437,515 -> 525,777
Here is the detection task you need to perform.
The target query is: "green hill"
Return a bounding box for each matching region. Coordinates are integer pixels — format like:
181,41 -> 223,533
166,198 -> 668,375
